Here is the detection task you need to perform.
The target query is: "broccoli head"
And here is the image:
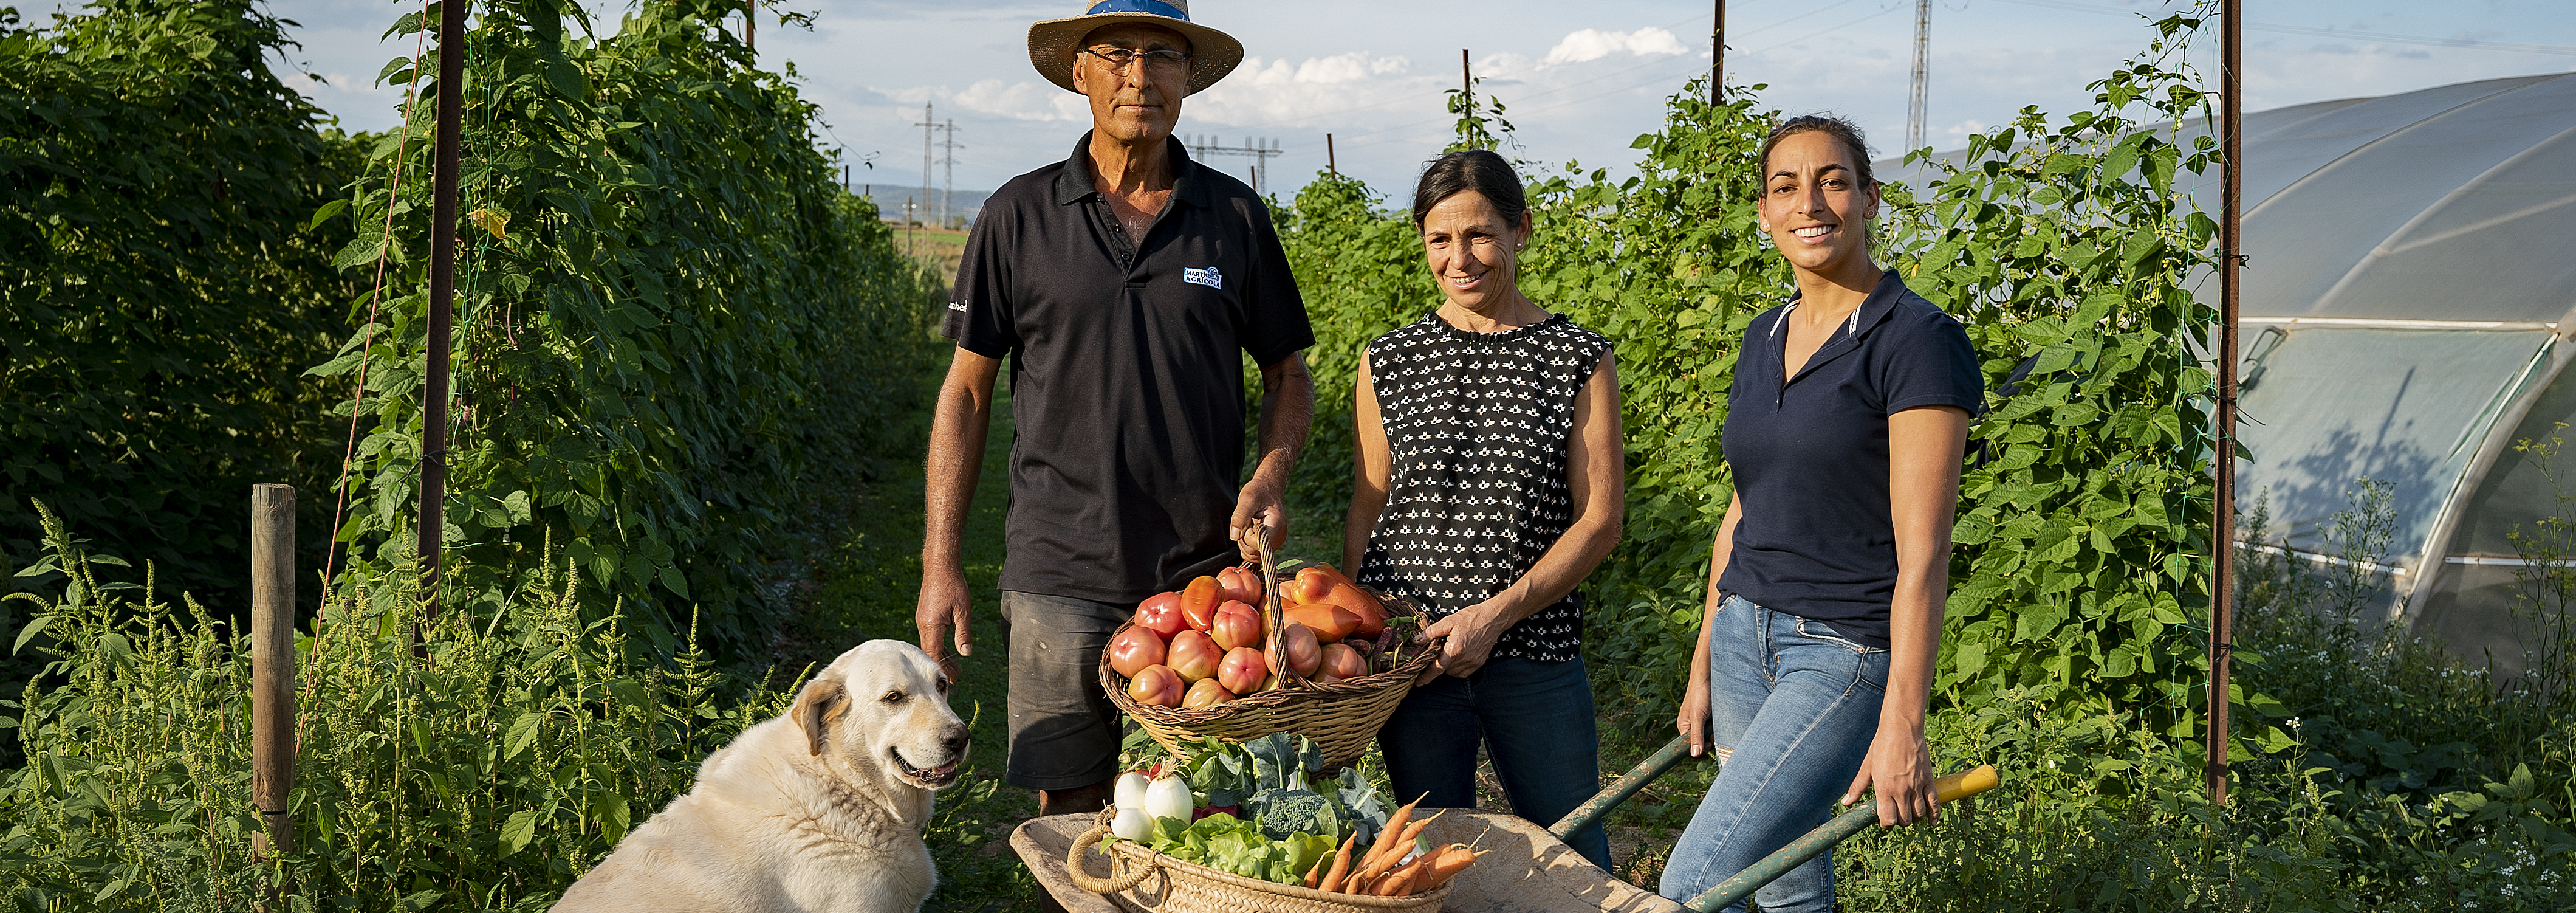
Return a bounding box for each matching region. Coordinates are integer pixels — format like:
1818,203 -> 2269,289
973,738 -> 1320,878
1249,787 -> 1347,841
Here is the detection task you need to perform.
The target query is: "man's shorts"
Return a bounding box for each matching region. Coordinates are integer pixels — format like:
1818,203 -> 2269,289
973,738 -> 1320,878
1000,590 -> 1128,791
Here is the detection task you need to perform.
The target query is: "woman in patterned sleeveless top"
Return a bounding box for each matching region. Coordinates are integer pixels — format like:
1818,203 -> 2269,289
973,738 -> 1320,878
1345,150 -> 1623,870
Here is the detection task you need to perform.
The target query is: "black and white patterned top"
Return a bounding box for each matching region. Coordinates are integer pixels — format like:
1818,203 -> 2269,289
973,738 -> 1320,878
1355,311 -> 1612,663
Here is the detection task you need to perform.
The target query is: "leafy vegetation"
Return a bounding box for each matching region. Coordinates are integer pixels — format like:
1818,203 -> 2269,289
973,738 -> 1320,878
1,0 -> 361,623
315,0 -> 945,650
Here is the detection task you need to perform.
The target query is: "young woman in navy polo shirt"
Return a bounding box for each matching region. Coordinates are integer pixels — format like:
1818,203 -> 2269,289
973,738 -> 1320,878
1657,116 -> 1982,911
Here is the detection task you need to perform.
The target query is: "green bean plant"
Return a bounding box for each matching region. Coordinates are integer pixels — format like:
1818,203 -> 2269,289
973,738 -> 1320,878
0,0 -> 361,636
315,0 -> 945,651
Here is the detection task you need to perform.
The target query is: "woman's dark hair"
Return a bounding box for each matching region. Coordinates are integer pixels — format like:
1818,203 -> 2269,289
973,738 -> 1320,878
1411,150 -> 1527,229
1756,114 -> 1875,190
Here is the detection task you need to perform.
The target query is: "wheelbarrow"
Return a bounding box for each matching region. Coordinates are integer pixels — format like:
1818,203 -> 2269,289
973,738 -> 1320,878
1009,733 -> 2001,912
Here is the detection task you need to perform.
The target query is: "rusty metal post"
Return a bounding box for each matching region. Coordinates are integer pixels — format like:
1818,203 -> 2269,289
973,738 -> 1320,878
251,484 -> 297,862
417,0 -> 467,622
2208,0 -> 2242,806
1711,0 -> 1724,104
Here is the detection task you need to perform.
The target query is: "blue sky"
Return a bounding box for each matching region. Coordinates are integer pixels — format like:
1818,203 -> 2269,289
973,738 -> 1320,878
244,1 -> 2576,197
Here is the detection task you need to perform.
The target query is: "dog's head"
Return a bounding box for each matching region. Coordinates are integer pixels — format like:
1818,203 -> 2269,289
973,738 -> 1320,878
791,640 -> 970,790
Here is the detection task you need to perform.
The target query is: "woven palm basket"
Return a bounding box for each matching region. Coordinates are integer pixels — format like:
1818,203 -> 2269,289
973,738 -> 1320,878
1100,525 -> 1436,769
1065,809 -> 1453,913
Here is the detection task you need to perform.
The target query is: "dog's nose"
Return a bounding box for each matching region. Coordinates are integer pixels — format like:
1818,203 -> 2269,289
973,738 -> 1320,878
942,726 -> 969,754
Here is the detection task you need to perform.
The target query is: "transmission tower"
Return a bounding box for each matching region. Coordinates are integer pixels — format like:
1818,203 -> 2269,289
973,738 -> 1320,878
1185,135 -> 1283,195
936,119 -> 962,229
1907,0 -> 1931,152
914,103 -> 935,226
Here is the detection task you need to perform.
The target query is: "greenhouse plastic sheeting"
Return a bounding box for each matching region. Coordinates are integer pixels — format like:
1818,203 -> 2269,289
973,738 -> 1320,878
1878,74 -> 2576,323
2234,327 -> 2554,560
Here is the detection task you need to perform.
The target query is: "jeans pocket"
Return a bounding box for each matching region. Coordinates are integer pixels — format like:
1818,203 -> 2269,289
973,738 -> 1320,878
1790,618 -> 1889,693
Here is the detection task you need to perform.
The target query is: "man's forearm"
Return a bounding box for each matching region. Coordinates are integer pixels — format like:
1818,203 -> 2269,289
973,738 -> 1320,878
923,366 -> 996,576
1253,356 -> 1314,487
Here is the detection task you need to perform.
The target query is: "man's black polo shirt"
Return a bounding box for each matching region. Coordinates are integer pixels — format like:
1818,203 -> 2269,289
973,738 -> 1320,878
945,134 -> 1314,604
1718,270 -> 1982,648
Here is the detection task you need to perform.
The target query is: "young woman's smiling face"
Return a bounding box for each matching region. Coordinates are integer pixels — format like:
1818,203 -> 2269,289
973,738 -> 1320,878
1420,190 -> 1532,312
1756,130 -> 1882,278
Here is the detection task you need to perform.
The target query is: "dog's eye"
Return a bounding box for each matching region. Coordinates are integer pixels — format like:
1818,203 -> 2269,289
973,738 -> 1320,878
882,690 -> 905,705
936,678 -> 950,694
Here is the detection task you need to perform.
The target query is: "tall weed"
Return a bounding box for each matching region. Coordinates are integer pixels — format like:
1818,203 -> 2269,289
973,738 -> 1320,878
3,500 -> 787,911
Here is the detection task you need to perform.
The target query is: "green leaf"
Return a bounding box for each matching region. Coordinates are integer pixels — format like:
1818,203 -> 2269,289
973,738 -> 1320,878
504,711 -> 546,760
499,808 -> 540,857
12,615 -> 54,654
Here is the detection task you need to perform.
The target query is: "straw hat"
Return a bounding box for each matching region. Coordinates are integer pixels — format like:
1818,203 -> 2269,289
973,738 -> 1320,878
1028,1 -> 1244,96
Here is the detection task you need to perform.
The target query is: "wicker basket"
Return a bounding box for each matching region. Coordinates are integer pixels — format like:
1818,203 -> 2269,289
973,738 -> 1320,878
1101,525 -> 1437,768
1064,810 -> 1453,913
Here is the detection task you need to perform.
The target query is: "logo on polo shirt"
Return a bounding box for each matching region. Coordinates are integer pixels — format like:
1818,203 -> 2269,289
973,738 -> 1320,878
948,301 -> 967,311
1182,266 -> 1223,289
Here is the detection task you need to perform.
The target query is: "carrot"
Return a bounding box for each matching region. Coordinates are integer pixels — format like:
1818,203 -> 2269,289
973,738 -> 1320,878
1360,794 -> 1425,873
1351,817 -> 1436,894
1414,844 -> 1485,891
1375,853 -> 1433,896
1318,833 -> 1357,892
1303,854 -> 1323,889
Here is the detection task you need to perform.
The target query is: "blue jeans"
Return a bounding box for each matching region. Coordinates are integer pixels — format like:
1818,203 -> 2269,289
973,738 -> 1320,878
1659,596 -> 1889,912
1377,655 -> 1612,870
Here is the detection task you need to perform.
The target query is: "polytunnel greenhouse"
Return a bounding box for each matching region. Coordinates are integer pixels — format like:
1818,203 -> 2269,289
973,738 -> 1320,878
1885,72 -> 2576,676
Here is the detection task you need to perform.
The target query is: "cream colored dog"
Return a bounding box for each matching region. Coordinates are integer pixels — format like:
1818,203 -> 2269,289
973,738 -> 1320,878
552,639 -> 970,913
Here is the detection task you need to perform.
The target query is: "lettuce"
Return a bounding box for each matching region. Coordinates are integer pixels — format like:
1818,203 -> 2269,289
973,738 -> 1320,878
1132,811 -> 1338,884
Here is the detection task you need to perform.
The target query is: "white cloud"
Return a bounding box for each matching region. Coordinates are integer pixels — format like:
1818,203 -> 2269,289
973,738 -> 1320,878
871,79 -> 1090,122
1180,52 -> 1435,126
1540,27 -> 1687,66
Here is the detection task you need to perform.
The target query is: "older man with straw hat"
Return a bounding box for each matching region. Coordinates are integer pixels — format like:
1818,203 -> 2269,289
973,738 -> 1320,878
917,0 -> 1315,827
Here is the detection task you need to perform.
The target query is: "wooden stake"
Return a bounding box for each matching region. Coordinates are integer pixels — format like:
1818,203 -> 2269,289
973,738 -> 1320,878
250,486 -> 297,863
2208,0 -> 2242,807
1327,133 -> 1337,177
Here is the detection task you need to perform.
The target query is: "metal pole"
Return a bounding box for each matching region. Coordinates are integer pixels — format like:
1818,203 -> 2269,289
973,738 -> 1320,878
417,0 -> 467,617
1906,0 -> 1931,151
1712,0 -> 1724,104
2208,0 -> 2242,807
1685,766 -> 2001,912
251,485 -> 297,867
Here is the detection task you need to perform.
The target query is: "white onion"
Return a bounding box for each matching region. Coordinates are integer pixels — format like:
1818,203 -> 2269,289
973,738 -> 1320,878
1143,774 -> 1195,824
1114,771 -> 1151,811
1111,805 -> 1154,842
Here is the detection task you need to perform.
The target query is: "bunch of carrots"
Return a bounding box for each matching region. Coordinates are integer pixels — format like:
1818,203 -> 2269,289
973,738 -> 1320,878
1300,797 -> 1485,898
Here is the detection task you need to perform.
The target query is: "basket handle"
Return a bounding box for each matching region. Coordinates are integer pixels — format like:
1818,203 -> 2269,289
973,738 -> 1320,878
1245,519 -> 1311,690
1066,813 -> 1163,894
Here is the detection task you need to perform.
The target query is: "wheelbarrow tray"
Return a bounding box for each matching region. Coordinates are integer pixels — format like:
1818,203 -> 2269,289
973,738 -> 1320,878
1011,810 -> 1682,913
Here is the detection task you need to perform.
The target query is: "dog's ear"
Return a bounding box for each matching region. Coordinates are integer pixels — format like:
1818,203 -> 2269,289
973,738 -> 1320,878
792,677 -> 849,757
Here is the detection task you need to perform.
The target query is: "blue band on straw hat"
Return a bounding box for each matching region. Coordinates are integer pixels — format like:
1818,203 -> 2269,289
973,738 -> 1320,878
1028,0 -> 1244,95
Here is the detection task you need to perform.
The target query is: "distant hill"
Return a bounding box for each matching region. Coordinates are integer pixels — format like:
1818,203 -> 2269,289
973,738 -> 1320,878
852,184 -> 988,228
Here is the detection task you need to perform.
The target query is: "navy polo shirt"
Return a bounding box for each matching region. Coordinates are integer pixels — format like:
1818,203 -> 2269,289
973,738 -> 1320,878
1718,270 -> 1982,648
945,133 -> 1314,604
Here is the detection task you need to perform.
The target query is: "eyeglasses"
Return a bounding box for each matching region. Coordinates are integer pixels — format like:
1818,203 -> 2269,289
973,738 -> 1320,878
1081,47 -> 1191,75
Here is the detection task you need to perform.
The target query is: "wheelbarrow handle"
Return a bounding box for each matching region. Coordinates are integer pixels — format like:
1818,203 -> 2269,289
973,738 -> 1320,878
1683,764 -> 2000,912
1549,734 -> 1695,843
